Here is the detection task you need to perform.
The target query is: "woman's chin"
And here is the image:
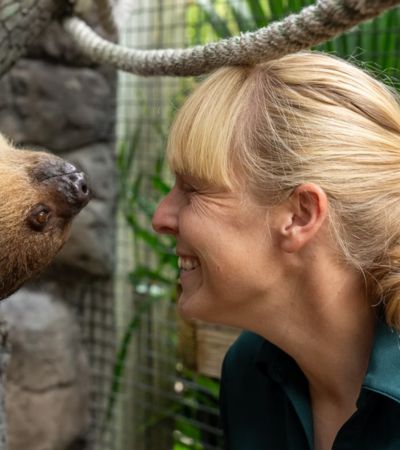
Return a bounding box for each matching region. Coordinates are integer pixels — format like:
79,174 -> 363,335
177,293 -> 195,319
177,292 -> 206,322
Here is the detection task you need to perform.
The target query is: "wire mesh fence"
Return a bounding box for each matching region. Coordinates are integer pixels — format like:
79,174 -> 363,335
113,2 -> 227,449
111,2 -> 400,450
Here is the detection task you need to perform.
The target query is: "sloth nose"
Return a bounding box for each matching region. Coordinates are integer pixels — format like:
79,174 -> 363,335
60,171 -> 91,209
55,169 -> 91,212
31,157 -> 91,216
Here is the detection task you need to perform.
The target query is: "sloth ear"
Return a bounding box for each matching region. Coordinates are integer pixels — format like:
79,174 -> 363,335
279,183 -> 328,253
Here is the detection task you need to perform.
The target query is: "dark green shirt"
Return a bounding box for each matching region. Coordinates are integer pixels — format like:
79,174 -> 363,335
220,321 -> 400,449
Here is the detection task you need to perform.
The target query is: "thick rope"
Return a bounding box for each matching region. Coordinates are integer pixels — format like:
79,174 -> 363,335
63,0 -> 400,76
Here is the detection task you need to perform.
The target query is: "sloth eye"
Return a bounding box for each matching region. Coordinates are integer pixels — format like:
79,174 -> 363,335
36,211 -> 49,224
27,204 -> 52,232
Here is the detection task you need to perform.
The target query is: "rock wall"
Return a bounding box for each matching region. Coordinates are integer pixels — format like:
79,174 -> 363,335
0,12 -> 116,450
2,290 -> 90,450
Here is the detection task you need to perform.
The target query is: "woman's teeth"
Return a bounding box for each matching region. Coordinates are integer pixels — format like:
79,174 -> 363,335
178,256 -> 199,271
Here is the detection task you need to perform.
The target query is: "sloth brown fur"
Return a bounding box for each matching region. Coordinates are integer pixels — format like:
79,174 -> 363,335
0,134 -> 90,300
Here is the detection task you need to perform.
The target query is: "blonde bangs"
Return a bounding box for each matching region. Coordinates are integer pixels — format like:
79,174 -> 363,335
167,67 -> 250,189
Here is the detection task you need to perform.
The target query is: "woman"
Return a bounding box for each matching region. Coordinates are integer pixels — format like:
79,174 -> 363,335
152,52 -> 400,450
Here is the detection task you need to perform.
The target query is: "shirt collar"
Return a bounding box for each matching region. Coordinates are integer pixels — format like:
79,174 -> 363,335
254,334 -> 299,384
252,320 -> 400,449
363,319 -> 400,403
254,334 -> 313,448
255,319 -> 400,404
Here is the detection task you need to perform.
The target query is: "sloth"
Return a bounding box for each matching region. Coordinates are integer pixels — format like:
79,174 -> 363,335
0,134 -> 90,300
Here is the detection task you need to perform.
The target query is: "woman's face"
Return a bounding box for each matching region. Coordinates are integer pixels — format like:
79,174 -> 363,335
152,173 -> 284,326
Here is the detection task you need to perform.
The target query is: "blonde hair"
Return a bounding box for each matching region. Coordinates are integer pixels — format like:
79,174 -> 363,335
168,51 -> 400,329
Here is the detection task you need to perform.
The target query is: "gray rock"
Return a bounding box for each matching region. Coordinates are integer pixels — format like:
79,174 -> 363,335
27,22 -> 99,68
0,60 -> 115,151
56,199 -> 114,276
1,290 -> 90,450
26,15 -> 117,67
55,143 -> 116,276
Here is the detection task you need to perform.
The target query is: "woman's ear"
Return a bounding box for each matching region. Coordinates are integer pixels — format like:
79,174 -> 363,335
279,183 -> 328,253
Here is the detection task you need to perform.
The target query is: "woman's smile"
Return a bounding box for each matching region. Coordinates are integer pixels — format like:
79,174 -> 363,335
178,255 -> 200,272
178,255 -> 201,287
152,173 -> 278,324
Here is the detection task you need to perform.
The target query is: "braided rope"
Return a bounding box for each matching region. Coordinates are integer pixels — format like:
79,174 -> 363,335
64,0 -> 400,76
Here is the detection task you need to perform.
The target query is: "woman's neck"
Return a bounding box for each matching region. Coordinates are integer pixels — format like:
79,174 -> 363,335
250,253 -> 377,449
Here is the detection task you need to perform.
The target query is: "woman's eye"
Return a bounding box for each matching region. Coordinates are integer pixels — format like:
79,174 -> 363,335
175,175 -> 206,196
182,184 -> 197,194
175,178 -> 196,194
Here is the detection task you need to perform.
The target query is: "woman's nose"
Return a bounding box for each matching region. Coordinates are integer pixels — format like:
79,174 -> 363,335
152,191 -> 179,235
